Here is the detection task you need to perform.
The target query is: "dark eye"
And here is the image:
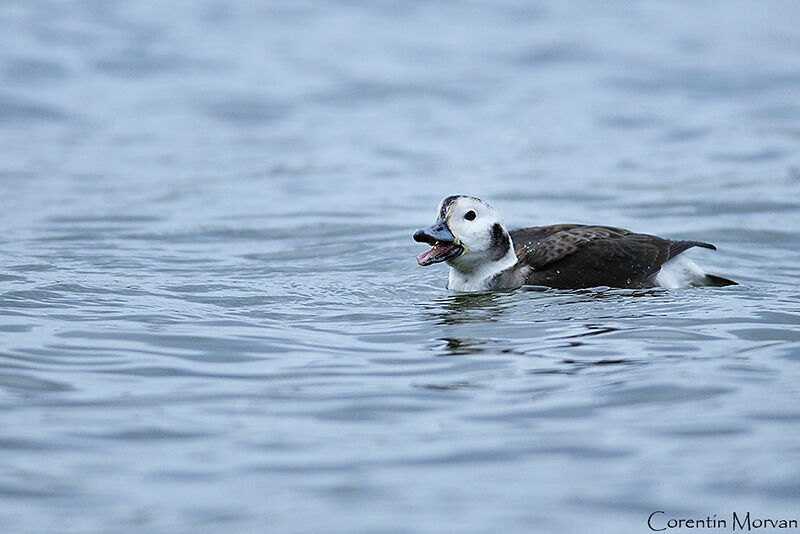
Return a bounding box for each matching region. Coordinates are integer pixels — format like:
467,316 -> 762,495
464,210 -> 476,221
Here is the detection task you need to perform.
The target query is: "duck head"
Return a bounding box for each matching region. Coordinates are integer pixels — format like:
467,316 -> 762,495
414,195 -> 513,272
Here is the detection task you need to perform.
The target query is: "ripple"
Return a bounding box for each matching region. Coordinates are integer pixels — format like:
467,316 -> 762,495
78,428 -> 216,441
198,94 -> 290,125
4,58 -> 69,83
514,42 -> 596,66
599,384 -> 732,407
0,95 -> 68,123
0,372 -> 74,393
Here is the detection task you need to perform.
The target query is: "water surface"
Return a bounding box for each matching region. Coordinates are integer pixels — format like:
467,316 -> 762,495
1,1 -> 800,532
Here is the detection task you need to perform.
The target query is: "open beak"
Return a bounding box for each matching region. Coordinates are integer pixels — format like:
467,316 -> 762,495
413,219 -> 465,266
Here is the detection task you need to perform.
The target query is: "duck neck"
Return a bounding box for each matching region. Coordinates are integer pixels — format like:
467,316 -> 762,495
447,246 -> 519,292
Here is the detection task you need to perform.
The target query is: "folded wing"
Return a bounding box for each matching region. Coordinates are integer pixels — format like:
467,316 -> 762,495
510,225 -> 716,289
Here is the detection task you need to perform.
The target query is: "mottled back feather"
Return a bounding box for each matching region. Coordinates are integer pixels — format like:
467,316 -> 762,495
508,224 -> 715,289
510,225 -> 632,269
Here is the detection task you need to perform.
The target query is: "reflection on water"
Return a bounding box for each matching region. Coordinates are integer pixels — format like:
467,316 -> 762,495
425,292 -> 513,325
1,0 -> 800,533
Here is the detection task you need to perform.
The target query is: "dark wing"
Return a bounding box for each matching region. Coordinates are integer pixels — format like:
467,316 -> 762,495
510,225 -> 632,269
509,224 -> 716,289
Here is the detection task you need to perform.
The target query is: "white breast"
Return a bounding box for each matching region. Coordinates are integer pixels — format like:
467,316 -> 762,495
447,249 -> 518,292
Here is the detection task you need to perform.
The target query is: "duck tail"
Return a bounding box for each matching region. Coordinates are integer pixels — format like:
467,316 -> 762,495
668,240 -> 716,260
700,273 -> 738,287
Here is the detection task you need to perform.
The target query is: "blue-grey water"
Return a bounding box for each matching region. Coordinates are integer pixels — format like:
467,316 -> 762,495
2,1 -> 800,532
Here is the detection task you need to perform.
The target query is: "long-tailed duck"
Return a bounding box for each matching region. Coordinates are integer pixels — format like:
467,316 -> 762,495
414,195 -> 736,292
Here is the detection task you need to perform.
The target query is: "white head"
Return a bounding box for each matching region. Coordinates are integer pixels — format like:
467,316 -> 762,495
414,196 -> 517,281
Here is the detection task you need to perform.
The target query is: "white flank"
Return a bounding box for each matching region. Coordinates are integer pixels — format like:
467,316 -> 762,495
654,255 -> 708,288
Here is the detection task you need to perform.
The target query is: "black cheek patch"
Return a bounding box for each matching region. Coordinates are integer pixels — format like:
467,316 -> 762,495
489,223 -> 511,261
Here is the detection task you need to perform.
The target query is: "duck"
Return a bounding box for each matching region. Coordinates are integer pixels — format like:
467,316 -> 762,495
413,195 -> 736,292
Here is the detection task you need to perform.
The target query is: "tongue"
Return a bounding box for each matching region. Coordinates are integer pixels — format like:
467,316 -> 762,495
417,243 -> 457,266
416,248 -> 438,265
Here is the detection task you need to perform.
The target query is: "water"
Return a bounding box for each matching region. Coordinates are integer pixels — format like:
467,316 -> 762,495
2,1 -> 800,532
